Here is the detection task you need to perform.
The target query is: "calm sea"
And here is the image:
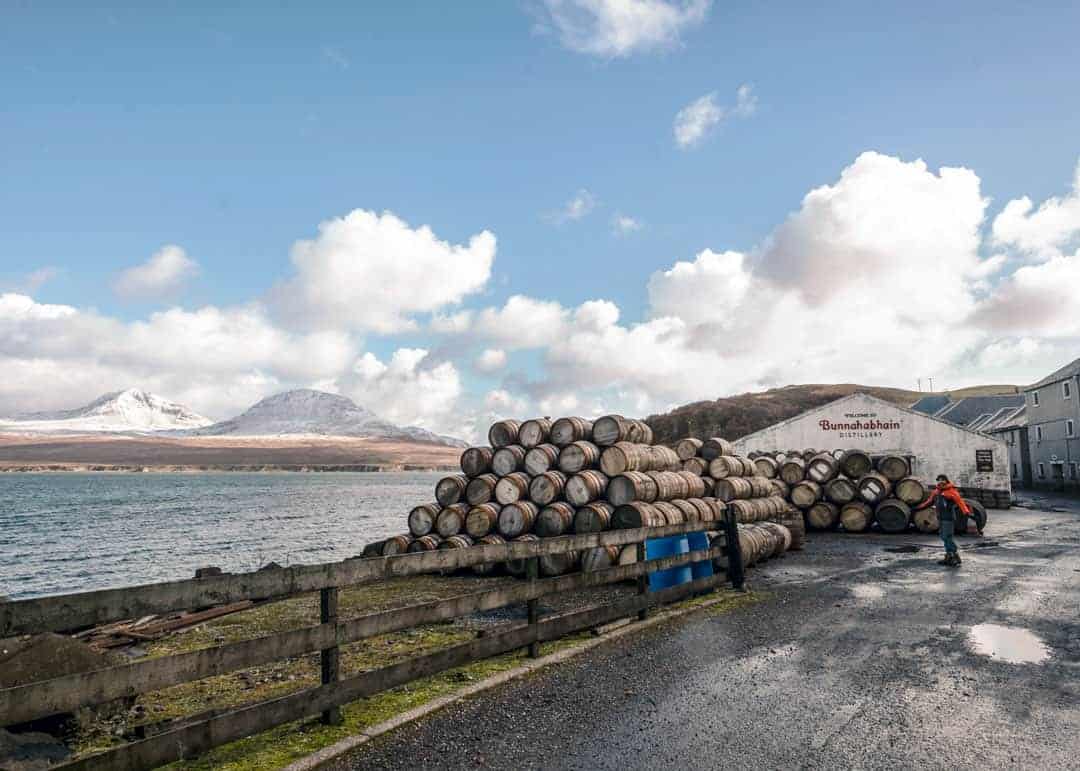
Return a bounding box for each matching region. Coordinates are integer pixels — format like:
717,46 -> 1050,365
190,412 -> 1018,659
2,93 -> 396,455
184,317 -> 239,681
0,472 -> 441,600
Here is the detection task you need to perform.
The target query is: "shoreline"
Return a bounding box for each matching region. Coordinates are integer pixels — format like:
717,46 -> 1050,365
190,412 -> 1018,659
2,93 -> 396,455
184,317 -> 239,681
0,463 -> 457,473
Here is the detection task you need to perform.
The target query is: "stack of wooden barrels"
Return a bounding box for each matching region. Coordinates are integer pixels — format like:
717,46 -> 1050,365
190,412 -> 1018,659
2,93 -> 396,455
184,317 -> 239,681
749,448 -> 946,534
710,522 -> 793,572
379,415 -> 747,578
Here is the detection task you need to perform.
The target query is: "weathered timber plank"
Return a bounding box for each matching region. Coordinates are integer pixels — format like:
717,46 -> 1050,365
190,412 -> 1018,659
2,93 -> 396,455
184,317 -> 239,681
1,545 -> 723,725
1,522 -> 715,636
60,568 -> 728,771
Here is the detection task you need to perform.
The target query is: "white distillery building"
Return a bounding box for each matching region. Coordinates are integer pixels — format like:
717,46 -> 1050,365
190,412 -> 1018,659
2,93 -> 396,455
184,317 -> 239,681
733,393 -> 1011,507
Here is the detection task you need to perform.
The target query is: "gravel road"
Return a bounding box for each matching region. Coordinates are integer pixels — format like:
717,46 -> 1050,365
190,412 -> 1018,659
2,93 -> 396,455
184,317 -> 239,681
333,495 -> 1080,770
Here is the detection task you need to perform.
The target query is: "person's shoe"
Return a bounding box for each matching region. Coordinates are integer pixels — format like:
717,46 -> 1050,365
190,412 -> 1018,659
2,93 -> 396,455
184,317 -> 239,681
937,556 -> 951,565
951,552 -> 962,566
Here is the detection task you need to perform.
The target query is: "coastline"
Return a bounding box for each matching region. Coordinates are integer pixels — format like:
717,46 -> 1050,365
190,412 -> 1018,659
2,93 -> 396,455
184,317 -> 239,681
0,463 -> 458,473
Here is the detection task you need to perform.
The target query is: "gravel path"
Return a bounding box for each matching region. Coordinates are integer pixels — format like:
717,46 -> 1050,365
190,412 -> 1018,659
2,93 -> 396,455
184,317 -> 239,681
332,499 -> 1080,770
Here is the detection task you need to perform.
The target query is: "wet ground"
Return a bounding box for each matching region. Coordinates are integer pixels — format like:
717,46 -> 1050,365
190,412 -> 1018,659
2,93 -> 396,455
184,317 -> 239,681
334,494 -> 1080,770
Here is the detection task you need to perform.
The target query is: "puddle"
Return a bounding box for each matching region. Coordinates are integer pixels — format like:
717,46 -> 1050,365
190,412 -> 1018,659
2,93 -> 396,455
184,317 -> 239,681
968,624 -> 1050,664
885,545 -> 920,553
850,583 -> 885,600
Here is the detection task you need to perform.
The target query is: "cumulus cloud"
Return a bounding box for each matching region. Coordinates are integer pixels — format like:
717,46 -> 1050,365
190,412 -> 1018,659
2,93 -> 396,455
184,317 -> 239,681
612,213 -> 643,235
538,0 -> 711,58
973,249 -> 1080,336
475,348 -> 508,373
545,189 -> 596,224
343,348 -> 462,433
732,83 -> 757,117
673,85 -> 755,149
114,245 -> 199,300
473,295 -> 570,349
991,158 -> 1080,261
272,209 -> 495,333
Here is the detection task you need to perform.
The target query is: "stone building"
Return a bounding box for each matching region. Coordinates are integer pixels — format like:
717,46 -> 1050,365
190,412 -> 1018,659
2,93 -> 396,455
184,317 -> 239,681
1023,357 -> 1080,492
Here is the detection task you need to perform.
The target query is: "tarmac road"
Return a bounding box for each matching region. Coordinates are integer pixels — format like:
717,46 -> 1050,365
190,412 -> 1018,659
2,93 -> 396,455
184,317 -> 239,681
334,496 -> 1080,770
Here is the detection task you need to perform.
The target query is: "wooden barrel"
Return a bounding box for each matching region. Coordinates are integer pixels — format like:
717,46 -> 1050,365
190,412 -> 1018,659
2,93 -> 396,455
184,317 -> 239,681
381,534 -> 414,555
839,449 -> 873,479
801,448 -> 817,461
528,470 -> 567,506
699,476 -> 715,497
857,472 -> 892,504
497,501 -> 539,538
762,522 -> 792,556
912,505 -> 939,533
465,473 -> 498,505
701,498 -> 727,521
460,446 -> 493,478
806,501 -> 840,529
875,498 -> 911,533
671,498 -> 699,522
678,470 -> 708,499
550,416 -> 593,446
600,442 -> 650,476
524,444 -> 560,476
617,544 -> 638,565
518,418 -> 552,448
606,471 -> 658,506
682,457 -> 708,476
644,470 -> 681,501
592,414 -> 629,446
439,534 -> 474,550
435,474 -> 468,506
407,503 -> 440,536
877,454 -> 910,482
653,500 -> 685,525
708,456 -> 743,479
894,476 -> 927,506
612,501 -> 663,529
535,502 -> 576,537
713,476 -> 752,501
753,456 -> 778,478
778,511 -> 806,550
790,480 -> 823,509
505,534 -> 539,576
806,453 -> 840,484
492,445 -> 526,476
361,540 -> 385,558
580,545 -> 620,573
840,501 -> 874,533
565,470 -> 608,506
824,476 -> 857,506
647,445 -> 681,471
557,440 -> 601,474
700,437 -> 735,460
472,533 -> 505,575
779,457 -> 807,484
539,550 -> 579,577
435,503 -> 469,537
488,420 -> 521,449
769,479 -> 790,499
748,477 -> 773,498
676,437 -> 703,460
574,501 -> 614,533
408,534 -> 442,553
495,472 -> 531,505
465,503 -> 501,538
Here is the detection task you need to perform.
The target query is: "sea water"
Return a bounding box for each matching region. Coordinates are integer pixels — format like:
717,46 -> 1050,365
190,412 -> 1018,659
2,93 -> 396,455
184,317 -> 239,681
0,472 -> 441,599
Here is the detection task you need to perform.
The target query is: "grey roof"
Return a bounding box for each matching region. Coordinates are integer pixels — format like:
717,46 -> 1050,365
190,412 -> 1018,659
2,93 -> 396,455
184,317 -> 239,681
983,405 -> 1027,432
966,413 -> 994,431
1029,356 -> 1080,390
933,395 -> 1025,426
910,395 -> 952,415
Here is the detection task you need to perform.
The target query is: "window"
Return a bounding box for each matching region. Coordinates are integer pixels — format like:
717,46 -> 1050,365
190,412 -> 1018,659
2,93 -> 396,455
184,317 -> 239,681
1069,419 -> 1076,438
1036,425 -> 1043,441
1071,463 -> 1078,480
1065,381 -> 1073,400
1038,462 -> 1045,479
1013,463 -> 1019,478
1033,391 -> 1040,407
1010,430 -> 1016,445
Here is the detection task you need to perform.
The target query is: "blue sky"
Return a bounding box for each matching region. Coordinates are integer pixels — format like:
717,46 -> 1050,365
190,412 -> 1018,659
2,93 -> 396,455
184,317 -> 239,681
2,1 -> 1079,438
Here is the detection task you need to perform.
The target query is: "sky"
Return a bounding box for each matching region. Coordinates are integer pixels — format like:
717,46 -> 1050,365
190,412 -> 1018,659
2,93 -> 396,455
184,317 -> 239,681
2,1 -> 1080,441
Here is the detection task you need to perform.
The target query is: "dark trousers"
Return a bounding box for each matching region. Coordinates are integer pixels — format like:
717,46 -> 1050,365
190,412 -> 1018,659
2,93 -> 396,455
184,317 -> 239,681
940,518 -> 957,554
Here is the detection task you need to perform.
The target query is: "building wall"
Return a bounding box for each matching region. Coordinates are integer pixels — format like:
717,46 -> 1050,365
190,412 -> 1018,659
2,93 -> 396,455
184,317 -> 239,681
988,427 -> 1027,486
734,393 -> 1011,493
1023,375 -> 1080,492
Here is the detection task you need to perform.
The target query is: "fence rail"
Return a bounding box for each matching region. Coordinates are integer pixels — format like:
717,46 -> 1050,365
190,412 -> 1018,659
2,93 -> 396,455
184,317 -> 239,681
1,513 -> 745,771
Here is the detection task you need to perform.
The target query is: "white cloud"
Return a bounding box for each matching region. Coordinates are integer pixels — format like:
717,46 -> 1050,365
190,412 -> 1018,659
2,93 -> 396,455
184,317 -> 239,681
272,209 -> 495,333
612,213 -> 643,235
114,245 -> 199,300
991,158 -> 1080,261
539,0 -> 711,58
673,92 -> 723,149
475,348 -> 508,373
321,46 -> 349,70
343,348 -> 462,433
473,295 -> 570,349
732,83 -> 757,117
546,189 -> 596,224
973,249 -> 1080,337
429,309 -> 474,334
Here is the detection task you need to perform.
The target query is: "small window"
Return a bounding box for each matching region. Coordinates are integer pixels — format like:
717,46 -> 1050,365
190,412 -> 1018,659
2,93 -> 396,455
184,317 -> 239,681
1069,419 -> 1076,438
1033,391 -> 1040,407
1071,463 -> 1078,480
1038,462 -> 1046,479
1012,463 -> 1019,477
1036,425 -> 1043,441
1065,381 -> 1072,400
1010,430 -> 1016,445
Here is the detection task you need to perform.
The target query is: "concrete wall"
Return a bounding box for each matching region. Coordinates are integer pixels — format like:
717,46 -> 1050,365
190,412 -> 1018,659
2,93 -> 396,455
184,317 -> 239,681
1024,376 -> 1080,492
988,427 -> 1026,484
734,393 -> 1010,492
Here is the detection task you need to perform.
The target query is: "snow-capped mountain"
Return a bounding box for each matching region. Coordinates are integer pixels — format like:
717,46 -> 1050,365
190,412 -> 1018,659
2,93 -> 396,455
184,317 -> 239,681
0,388 -> 213,433
196,389 -> 465,446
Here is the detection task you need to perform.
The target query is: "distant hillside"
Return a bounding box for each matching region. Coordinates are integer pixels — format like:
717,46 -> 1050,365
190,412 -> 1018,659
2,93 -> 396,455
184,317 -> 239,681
645,383 -> 1022,444
0,388 -> 212,433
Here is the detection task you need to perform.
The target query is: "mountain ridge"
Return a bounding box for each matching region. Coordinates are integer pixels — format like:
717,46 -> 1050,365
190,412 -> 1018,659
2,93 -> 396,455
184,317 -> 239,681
2,388 -> 213,432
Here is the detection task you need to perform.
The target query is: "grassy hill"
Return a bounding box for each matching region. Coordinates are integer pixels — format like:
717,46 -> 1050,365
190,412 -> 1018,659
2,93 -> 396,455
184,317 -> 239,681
644,383 -> 1021,444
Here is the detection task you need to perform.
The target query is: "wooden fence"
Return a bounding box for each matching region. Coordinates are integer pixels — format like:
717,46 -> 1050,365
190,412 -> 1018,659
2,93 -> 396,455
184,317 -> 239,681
0,514 -> 745,771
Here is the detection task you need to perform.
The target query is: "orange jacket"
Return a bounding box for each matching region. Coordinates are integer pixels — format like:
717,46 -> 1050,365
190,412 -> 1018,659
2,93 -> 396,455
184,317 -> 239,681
918,482 -> 971,514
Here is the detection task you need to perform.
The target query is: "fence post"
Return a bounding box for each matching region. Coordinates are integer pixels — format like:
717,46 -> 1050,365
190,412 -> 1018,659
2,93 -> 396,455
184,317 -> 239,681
526,557 -> 541,658
636,540 -> 649,620
319,586 -> 342,725
723,508 -> 746,592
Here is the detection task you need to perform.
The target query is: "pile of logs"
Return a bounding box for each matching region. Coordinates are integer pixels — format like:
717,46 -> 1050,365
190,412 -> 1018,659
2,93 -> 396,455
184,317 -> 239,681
372,418 -> 804,579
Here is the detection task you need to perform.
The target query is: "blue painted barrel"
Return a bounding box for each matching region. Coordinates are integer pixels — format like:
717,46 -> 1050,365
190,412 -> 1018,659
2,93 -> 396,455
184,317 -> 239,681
646,535 -> 692,591
686,531 -> 713,579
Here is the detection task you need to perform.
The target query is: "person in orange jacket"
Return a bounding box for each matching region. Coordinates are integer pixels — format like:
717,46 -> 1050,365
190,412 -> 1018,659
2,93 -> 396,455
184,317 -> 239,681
913,474 -> 971,567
